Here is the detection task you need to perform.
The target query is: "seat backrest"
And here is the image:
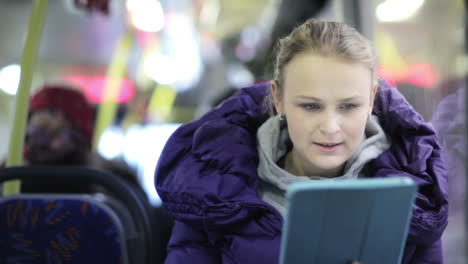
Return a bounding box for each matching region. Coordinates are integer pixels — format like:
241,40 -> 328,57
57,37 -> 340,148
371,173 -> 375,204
0,165 -> 155,264
0,194 -> 129,263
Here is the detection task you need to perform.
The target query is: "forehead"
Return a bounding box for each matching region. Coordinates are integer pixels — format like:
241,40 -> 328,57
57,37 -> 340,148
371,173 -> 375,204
29,109 -> 69,126
283,52 -> 372,98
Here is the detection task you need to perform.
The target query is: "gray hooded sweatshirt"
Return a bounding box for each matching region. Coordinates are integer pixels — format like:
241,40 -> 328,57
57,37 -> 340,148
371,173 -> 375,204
256,115 -> 391,216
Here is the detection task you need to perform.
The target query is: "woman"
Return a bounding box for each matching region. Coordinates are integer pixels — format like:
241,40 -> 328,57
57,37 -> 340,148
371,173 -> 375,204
155,19 -> 448,263
1,84 -> 139,192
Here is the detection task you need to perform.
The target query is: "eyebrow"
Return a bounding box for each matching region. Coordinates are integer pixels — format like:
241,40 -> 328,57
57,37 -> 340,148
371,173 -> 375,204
295,95 -> 366,102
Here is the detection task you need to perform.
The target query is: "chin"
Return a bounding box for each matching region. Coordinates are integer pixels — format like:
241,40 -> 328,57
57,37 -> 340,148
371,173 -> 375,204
311,158 -> 347,171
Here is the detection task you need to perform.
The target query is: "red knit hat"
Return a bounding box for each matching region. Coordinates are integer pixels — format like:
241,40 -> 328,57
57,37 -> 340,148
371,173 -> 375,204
29,85 -> 95,145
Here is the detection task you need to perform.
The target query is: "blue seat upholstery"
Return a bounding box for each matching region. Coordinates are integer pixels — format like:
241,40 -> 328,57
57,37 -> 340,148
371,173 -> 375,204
0,195 -> 128,263
0,166 -> 156,264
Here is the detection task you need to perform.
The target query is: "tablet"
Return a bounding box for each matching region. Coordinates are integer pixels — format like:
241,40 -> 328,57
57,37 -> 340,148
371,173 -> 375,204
279,177 -> 417,264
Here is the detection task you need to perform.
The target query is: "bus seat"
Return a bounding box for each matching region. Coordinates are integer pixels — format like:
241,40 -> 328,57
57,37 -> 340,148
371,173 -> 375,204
0,166 -> 157,264
0,194 -> 130,263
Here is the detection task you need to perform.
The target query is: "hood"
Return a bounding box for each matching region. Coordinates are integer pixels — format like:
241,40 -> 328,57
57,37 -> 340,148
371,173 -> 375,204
371,80 -> 448,246
154,83 -> 275,231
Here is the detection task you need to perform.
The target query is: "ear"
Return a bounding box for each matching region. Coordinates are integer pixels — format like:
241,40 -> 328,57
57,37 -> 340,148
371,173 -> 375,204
271,80 -> 284,114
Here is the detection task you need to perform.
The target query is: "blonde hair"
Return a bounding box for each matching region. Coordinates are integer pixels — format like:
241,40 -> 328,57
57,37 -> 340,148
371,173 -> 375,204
267,19 -> 377,115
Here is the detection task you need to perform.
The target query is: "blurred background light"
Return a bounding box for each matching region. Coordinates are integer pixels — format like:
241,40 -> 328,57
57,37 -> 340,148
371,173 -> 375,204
66,75 -> 136,103
376,0 -> 425,22
0,64 -> 21,96
235,27 -> 262,62
164,13 -> 203,91
137,13 -> 203,92
199,0 -> 220,28
143,53 -> 177,85
226,63 -> 254,88
126,0 -> 164,32
98,126 -> 125,160
97,123 -> 181,206
377,62 -> 439,88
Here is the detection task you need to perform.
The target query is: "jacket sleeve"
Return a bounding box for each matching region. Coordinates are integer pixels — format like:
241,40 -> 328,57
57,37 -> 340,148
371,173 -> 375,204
165,220 -> 221,264
402,239 -> 443,264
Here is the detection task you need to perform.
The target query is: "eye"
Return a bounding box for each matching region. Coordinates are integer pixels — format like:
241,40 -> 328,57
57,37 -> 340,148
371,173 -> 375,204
339,103 -> 357,111
301,103 -> 321,111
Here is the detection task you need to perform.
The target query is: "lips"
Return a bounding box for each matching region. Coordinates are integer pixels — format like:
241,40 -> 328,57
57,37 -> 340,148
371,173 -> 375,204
313,142 -> 343,152
315,142 -> 342,147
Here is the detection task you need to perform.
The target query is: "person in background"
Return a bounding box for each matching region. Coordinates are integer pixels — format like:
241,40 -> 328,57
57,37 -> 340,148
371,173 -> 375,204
430,78 -> 466,263
155,19 -> 447,263
1,84 -> 174,264
431,78 -> 466,214
2,84 -> 139,192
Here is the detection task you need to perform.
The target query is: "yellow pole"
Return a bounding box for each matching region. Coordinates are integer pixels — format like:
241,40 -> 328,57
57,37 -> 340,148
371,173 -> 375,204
92,31 -> 134,151
3,0 -> 49,196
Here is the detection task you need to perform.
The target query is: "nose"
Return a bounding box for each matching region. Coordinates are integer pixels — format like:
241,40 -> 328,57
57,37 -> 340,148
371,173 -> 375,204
319,111 -> 340,135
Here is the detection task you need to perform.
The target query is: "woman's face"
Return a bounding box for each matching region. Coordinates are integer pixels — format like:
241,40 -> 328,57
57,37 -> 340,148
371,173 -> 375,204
272,52 -> 377,176
25,109 -> 85,164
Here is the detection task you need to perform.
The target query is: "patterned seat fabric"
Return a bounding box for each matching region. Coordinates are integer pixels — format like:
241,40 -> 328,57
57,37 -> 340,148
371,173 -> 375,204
0,196 -> 127,263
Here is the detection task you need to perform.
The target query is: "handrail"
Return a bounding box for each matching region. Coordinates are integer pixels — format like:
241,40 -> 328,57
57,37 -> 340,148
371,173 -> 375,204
92,30 -> 134,151
3,0 -> 49,196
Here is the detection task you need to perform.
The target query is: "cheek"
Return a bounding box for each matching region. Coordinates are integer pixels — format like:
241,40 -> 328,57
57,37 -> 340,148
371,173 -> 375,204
343,116 -> 368,142
286,115 -> 312,143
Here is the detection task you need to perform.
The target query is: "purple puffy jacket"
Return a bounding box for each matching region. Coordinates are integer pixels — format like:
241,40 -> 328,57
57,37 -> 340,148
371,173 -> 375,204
155,80 -> 448,264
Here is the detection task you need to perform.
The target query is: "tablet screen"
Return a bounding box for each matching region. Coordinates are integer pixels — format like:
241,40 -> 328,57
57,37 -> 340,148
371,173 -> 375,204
280,177 -> 417,264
